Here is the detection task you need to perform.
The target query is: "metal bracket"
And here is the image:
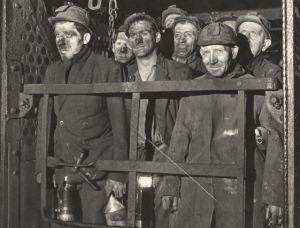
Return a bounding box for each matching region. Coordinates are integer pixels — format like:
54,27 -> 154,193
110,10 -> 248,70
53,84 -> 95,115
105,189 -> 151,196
18,93 -> 33,118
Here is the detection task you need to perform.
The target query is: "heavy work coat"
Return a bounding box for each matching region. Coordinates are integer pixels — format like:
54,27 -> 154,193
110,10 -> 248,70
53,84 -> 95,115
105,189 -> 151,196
35,46 -> 129,184
246,53 -> 283,227
124,54 -> 193,228
124,54 -> 193,162
162,65 -> 283,228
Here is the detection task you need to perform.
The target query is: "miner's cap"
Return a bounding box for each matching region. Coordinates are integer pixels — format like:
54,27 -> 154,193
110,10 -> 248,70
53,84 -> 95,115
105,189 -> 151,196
236,12 -> 271,40
198,22 -> 236,46
161,5 -> 188,29
48,5 -> 93,35
172,15 -> 202,32
124,12 -> 159,35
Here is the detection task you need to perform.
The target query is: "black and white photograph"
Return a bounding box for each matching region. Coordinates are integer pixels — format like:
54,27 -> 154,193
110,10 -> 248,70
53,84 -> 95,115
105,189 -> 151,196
0,0 -> 297,227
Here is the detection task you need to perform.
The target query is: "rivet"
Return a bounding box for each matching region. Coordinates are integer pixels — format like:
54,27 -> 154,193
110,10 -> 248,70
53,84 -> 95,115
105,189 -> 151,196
12,170 -> 19,176
13,3 -> 21,8
132,83 -> 138,90
10,107 -> 18,113
12,150 -> 20,156
236,81 -> 242,87
10,65 -> 20,72
270,96 -> 278,104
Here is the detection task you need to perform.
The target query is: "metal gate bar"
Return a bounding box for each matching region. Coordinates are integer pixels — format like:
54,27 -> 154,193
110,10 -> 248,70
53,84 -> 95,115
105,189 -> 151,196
127,92 -> 141,227
237,91 -> 246,227
24,78 -> 278,228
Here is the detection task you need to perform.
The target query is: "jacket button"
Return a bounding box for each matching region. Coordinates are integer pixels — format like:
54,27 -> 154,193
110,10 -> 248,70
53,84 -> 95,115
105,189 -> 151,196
83,122 -> 89,127
59,120 -> 64,125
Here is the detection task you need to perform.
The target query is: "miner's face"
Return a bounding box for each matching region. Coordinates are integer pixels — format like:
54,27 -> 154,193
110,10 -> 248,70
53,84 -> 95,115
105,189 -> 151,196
54,21 -> 87,59
113,32 -> 134,64
128,20 -> 160,57
173,22 -> 198,58
237,22 -> 270,57
200,45 -> 236,77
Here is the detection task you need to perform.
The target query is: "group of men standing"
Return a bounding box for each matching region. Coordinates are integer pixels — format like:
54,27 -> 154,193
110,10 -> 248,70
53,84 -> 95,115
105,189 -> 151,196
36,3 -> 283,228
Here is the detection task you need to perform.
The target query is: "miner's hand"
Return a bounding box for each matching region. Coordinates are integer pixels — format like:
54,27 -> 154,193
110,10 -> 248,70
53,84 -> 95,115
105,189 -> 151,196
35,172 -> 57,188
265,204 -> 283,228
162,196 -> 178,212
105,179 -> 126,198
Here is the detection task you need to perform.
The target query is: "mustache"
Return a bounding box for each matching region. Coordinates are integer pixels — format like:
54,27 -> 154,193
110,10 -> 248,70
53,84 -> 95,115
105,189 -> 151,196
116,48 -> 130,54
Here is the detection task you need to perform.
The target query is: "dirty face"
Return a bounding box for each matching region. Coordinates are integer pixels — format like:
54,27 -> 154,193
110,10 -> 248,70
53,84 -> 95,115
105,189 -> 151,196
128,20 -> 158,57
173,22 -> 198,58
164,14 -> 181,29
237,22 -> 269,57
113,32 -> 133,64
54,21 -> 85,59
200,45 -> 233,77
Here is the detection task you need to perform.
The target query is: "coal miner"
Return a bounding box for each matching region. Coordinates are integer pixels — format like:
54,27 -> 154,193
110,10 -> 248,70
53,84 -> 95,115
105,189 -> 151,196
162,22 -> 283,228
237,12 -> 283,228
123,12 -> 192,228
172,15 -> 206,78
157,5 -> 188,59
112,24 -> 134,65
35,5 -> 128,225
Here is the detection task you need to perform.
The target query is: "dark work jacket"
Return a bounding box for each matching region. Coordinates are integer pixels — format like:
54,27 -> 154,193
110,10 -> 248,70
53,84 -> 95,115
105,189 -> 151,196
35,46 -> 129,184
162,65 -> 283,228
173,48 -> 206,79
246,53 -> 283,227
247,53 -> 282,84
124,54 -> 193,162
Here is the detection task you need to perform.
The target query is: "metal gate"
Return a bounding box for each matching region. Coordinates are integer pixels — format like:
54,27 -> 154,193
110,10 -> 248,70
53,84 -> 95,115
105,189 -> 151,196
23,77 -> 278,228
1,0 -> 57,227
0,0 -> 299,228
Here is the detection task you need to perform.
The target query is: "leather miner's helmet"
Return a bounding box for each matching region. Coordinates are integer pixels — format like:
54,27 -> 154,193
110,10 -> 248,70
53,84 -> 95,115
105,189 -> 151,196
198,22 -> 236,46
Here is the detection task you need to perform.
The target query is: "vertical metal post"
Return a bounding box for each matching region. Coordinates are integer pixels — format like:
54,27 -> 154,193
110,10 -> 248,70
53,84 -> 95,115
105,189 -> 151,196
237,91 -> 246,227
41,95 -> 49,219
282,0 -> 295,227
127,92 -> 140,227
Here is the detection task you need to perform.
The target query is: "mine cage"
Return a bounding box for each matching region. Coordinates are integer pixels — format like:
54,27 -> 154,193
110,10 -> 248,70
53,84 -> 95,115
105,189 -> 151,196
0,0 -> 298,228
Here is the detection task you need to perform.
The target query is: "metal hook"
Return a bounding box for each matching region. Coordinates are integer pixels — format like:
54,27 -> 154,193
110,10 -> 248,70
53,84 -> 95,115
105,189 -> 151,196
88,0 -> 102,11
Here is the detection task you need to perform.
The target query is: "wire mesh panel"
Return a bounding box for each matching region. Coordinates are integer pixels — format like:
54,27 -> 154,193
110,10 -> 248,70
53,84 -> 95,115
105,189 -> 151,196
1,0 -> 57,227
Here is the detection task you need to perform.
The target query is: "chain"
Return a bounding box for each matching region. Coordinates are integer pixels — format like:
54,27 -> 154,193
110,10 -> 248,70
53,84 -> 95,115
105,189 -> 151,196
108,0 -> 118,50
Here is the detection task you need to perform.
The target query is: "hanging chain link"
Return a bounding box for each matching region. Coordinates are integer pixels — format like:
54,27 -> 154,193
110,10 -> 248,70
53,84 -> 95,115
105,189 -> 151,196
108,0 -> 118,50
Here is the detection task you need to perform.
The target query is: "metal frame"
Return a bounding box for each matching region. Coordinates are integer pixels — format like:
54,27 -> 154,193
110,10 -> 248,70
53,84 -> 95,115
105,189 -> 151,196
23,77 -> 278,228
282,0 -> 295,227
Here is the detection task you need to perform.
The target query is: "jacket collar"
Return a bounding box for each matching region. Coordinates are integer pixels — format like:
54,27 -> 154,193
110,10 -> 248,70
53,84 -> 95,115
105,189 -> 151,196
172,48 -> 199,65
246,53 -> 263,72
61,45 -> 91,69
128,52 -> 170,82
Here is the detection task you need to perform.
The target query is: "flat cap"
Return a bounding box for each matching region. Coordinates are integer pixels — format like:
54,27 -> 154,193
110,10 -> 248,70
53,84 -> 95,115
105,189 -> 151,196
198,22 -> 236,46
236,12 -> 271,40
172,15 -> 203,32
124,12 -> 158,34
162,5 -> 188,29
48,5 -> 93,35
